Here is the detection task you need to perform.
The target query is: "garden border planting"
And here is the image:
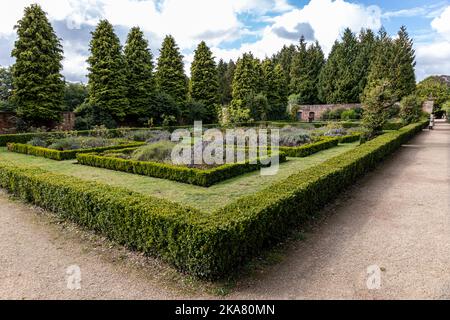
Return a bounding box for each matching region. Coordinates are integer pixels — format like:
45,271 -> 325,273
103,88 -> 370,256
77,151 -> 287,187
279,137 -> 339,157
0,121 -> 427,279
7,142 -> 145,161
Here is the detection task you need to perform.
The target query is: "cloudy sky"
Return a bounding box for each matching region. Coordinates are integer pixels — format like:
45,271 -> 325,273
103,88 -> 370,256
0,0 -> 449,82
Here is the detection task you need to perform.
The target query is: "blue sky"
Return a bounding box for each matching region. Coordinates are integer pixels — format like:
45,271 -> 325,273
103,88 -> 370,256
1,0 -> 449,82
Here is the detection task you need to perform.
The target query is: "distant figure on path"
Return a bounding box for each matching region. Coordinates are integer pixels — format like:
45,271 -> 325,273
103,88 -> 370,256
429,114 -> 434,130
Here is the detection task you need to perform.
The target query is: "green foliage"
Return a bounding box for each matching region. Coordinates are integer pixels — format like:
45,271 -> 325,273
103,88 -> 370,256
272,44 -> 296,86
0,122 -> 425,278
190,41 -> 219,122
156,35 -> 188,106
248,93 -> 269,121
362,80 -> 397,136
124,27 -> 155,122
262,59 -> 288,120
399,94 -> 423,124
416,76 -> 450,108
7,142 -> 144,160
341,109 -> 358,121
131,141 -> 175,162
290,38 -> 325,104
217,59 -> 235,106
367,26 -> 416,101
11,4 -> 65,127
152,92 -> 181,125
64,82 -> 88,111
0,66 -> 14,109
279,137 -> 339,157
318,29 -> 360,103
182,100 -> 209,124
77,150 -> 286,187
87,20 -> 129,123
232,53 -> 263,102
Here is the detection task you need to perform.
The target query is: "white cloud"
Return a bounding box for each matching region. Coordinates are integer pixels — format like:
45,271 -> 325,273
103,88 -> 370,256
213,0 -> 382,63
431,6 -> 450,40
416,41 -> 450,81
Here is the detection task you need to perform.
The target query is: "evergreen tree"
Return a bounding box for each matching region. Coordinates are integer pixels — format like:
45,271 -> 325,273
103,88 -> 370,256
318,41 -> 339,103
365,28 -> 396,96
232,53 -> 263,101
124,26 -> 155,123
190,41 -> 219,122
392,26 -> 416,99
11,4 -> 64,127
290,38 -> 324,104
217,59 -> 235,105
87,20 -> 129,125
262,59 -> 288,119
272,44 -> 296,87
318,29 -> 363,103
155,35 -> 187,106
354,28 -> 376,98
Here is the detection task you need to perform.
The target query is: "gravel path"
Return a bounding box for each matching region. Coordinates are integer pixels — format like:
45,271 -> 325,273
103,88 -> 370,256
0,121 -> 448,300
229,120 -> 450,300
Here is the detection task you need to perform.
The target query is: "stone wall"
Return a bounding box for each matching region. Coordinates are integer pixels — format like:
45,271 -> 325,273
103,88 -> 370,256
295,103 -> 361,121
0,111 -> 76,134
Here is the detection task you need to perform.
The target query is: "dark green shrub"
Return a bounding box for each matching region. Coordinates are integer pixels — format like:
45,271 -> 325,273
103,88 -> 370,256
279,137 -> 339,157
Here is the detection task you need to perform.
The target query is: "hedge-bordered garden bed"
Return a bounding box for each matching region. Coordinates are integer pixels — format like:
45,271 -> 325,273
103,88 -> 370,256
7,142 -> 145,161
0,121 -> 427,279
77,150 -> 287,187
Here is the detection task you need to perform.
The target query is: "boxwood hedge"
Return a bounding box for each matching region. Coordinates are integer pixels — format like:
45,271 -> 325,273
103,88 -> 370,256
0,121 -> 427,278
279,137 -> 339,157
7,142 -> 145,161
77,151 -> 287,187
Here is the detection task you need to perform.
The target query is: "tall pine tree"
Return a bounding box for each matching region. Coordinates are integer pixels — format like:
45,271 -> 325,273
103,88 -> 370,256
232,53 -> 263,102
11,4 -> 64,127
217,59 -> 235,105
272,44 -> 296,88
262,59 -> 288,119
155,35 -> 187,106
392,26 -> 416,99
290,38 -> 324,104
124,27 -> 155,124
190,41 -> 219,122
354,28 -> 376,98
87,20 -> 129,125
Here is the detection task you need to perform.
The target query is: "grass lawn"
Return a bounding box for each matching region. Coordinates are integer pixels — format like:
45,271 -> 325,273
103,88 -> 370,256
0,142 -> 358,211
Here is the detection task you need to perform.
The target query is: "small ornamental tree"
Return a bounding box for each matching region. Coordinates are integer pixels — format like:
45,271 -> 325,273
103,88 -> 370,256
87,20 -> 129,125
362,80 -> 397,137
11,4 -> 65,127
399,94 -> 423,124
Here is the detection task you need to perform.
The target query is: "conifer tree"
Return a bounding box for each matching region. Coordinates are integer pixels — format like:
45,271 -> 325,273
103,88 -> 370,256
232,53 -> 263,101
392,26 -> 416,99
319,28 -> 361,103
124,27 -> 155,123
87,20 -> 129,124
365,28 -> 396,95
262,59 -> 288,119
190,41 -> 219,122
217,59 -> 235,105
11,4 -> 64,127
272,44 -> 296,87
290,38 -> 324,104
354,28 -> 376,97
155,35 -> 187,106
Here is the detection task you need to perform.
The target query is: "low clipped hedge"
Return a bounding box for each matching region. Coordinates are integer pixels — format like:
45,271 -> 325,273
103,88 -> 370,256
338,133 -> 361,143
280,137 -> 339,157
77,151 -> 287,187
0,121 -> 427,278
7,142 -> 145,161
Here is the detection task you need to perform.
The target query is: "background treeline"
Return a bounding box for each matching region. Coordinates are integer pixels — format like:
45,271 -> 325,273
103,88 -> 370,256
0,4 -> 431,131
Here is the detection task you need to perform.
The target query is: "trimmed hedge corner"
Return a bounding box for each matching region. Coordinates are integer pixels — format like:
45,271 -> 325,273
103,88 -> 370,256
7,142 -> 145,161
0,121 -> 427,279
280,137 -> 339,157
77,151 -> 287,187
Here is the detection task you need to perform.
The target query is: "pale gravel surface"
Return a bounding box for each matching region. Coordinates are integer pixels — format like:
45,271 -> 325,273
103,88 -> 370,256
229,120 -> 450,300
0,121 -> 448,300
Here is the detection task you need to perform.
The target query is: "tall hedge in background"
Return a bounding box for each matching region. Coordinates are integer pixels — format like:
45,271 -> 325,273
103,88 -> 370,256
87,20 -> 129,125
11,4 -> 64,127
156,35 -> 188,106
124,27 -> 155,123
190,41 -> 219,122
